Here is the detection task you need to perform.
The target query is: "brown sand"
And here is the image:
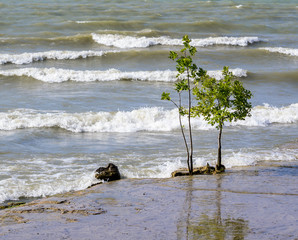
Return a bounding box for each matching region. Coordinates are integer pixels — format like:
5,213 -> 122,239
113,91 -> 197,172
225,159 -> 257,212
0,166 -> 297,240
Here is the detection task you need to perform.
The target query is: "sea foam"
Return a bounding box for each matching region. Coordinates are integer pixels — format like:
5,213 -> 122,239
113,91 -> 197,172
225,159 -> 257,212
0,170 -> 100,203
0,68 -> 247,83
0,104 -> 297,133
0,50 -> 119,65
230,103 -> 298,127
1,144 -> 297,203
91,34 -> 261,48
259,47 -> 298,57
123,147 -> 298,178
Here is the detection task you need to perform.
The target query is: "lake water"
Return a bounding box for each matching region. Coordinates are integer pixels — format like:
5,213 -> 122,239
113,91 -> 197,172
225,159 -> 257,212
0,0 -> 297,203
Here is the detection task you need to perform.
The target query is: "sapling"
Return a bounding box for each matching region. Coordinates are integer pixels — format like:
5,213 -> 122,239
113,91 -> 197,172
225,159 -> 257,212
162,36 -> 252,174
161,35 -> 198,174
192,66 -> 253,170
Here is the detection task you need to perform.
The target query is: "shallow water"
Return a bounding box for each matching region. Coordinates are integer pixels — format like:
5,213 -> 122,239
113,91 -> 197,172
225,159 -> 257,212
1,165 -> 297,239
0,0 -> 297,202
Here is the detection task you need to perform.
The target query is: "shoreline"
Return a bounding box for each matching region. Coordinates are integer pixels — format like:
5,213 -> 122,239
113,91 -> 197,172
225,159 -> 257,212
0,165 -> 297,240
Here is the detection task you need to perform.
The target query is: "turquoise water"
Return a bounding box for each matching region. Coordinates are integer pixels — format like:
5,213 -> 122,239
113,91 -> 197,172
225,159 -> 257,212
0,0 -> 297,202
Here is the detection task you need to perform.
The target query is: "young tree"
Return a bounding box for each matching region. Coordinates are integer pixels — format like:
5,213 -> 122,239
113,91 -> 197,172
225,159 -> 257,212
192,66 -> 253,170
161,35 -> 198,175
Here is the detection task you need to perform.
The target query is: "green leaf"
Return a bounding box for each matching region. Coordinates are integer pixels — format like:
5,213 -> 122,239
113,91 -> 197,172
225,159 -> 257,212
182,35 -> 191,44
175,79 -> 189,92
169,51 -> 178,60
189,46 -> 197,56
193,66 -> 253,127
161,92 -> 171,101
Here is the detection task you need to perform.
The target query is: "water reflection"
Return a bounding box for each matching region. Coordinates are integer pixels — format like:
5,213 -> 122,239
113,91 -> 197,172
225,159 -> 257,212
177,175 -> 249,240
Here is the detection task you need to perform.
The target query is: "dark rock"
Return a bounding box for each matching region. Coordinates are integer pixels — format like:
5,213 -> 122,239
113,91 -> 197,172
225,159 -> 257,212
95,163 -> 121,181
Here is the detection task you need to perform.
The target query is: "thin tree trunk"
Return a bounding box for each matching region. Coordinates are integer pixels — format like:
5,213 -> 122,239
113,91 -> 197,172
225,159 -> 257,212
173,94 -> 190,172
217,125 -> 222,168
187,67 -> 193,175
188,111 -> 193,174
179,111 -> 190,172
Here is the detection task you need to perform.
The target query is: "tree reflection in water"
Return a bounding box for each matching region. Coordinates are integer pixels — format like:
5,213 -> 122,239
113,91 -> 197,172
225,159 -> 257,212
177,175 -> 249,240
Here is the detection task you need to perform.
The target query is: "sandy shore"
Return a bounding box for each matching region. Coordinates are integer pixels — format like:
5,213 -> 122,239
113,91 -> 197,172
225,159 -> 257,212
0,165 -> 297,240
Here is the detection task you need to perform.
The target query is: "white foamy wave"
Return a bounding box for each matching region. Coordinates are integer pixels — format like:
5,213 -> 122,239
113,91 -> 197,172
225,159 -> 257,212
0,104 -> 297,133
0,68 -> 247,83
121,158 -> 185,179
222,148 -> 298,169
75,20 -> 97,24
1,146 -> 296,203
0,50 -> 119,65
208,68 -> 247,80
0,171 -> 100,203
91,34 -> 261,48
0,108 -> 189,133
0,68 -> 176,83
190,148 -> 298,171
229,103 -> 298,127
118,146 -> 298,179
259,47 -> 298,57
0,145 -> 296,203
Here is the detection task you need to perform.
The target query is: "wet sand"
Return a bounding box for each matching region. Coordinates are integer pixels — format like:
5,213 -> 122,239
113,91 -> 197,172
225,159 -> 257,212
0,165 -> 297,240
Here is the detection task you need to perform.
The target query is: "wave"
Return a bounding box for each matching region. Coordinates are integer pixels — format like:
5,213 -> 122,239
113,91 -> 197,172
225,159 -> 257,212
0,50 -> 119,65
75,20 -> 99,24
259,47 -> 298,57
0,165 -> 100,203
1,144 -> 297,203
1,33 -> 261,49
0,108 -> 198,133
123,147 -> 298,179
208,68 -> 247,80
91,34 -> 261,48
0,104 -> 297,133
0,29 -> 163,46
0,68 -> 247,83
230,103 -> 298,127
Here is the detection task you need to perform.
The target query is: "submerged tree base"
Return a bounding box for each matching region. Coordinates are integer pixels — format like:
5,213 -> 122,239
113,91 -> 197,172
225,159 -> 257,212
171,163 -> 225,177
